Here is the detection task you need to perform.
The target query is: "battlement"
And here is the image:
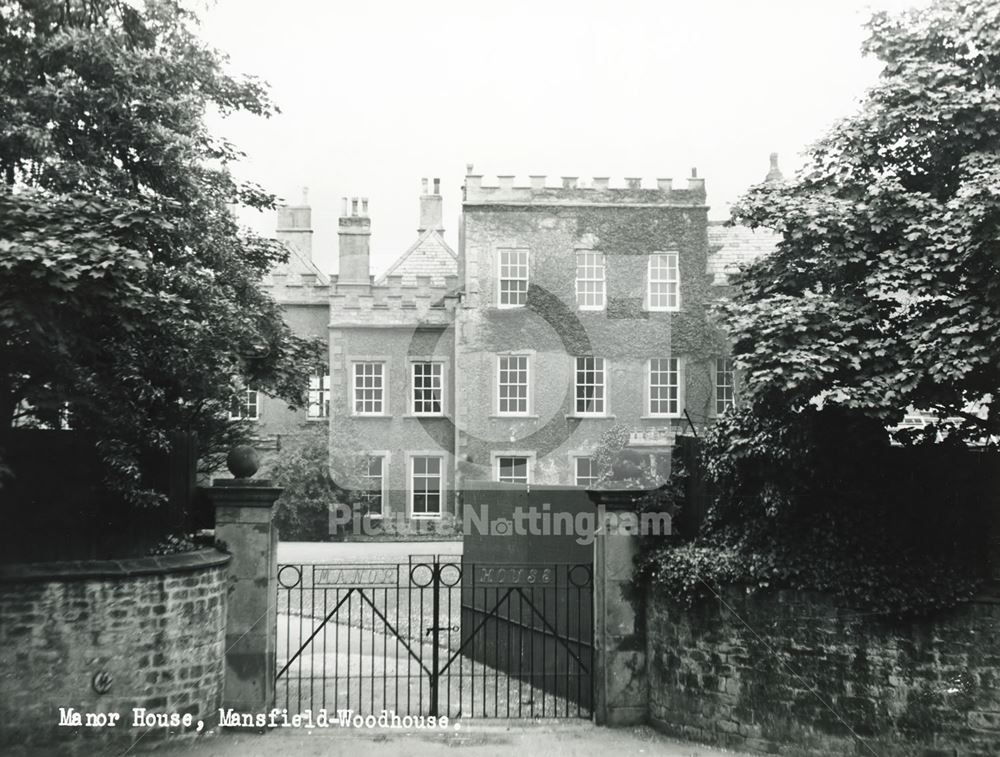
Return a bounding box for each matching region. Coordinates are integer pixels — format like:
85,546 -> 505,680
262,272 -> 331,305
462,165 -> 706,206
330,273 -> 460,323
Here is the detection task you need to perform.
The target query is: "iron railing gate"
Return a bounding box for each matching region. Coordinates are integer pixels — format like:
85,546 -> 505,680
275,557 -> 593,719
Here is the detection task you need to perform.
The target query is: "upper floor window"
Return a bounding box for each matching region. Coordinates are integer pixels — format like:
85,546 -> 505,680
412,362 -> 444,415
575,251 -> 606,310
716,358 -> 735,415
410,455 -> 443,518
308,370 -> 330,418
230,387 -> 259,421
353,362 -> 385,415
647,252 -> 680,311
498,355 -> 529,415
498,249 -> 529,307
574,456 -> 599,487
574,356 -> 606,415
648,358 -> 680,417
496,455 -> 530,484
359,454 -> 385,518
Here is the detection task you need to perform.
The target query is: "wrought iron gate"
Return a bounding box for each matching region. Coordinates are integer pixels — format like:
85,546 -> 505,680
275,556 -> 593,719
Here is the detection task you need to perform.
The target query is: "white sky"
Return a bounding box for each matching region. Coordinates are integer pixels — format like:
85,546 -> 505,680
199,0 -> 921,277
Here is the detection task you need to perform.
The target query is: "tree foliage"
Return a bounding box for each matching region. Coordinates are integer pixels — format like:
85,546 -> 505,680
644,0 -> 1000,613
0,0 -> 320,502
726,0 -> 1000,438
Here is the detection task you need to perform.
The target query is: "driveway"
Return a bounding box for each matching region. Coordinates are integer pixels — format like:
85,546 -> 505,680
138,722 -> 755,757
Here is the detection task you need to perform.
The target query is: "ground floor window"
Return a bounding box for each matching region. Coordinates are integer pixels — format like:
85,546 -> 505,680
359,455 -> 384,517
496,455 -> 530,484
574,456 -> 599,486
230,387 -> 259,420
410,455 -> 442,518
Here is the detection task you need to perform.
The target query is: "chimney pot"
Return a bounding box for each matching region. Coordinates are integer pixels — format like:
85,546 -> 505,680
422,178 -> 429,195
433,177 -> 440,195
341,197 -> 349,216
691,167 -> 698,179
301,186 -> 309,205
351,197 -> 359,216
765,153 -> 785,184
361,197 -> 369,216
466,163 -> 474,175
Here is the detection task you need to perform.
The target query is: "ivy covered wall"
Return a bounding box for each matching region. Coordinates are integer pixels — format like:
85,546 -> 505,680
457,201 -> 730,484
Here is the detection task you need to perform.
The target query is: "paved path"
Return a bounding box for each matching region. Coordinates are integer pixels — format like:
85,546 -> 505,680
139,722 -> 754,757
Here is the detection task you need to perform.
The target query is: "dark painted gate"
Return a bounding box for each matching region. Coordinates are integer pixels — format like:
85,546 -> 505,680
275,556 -> 592,718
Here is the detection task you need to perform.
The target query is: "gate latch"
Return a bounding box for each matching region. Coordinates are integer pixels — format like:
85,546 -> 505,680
425,625 -> 459,636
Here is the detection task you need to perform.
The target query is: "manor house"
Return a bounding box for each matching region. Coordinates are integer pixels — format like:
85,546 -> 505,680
243,163 -> 781,526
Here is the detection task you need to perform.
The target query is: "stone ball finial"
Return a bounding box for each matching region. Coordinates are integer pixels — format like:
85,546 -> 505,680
227,445 -> 260,479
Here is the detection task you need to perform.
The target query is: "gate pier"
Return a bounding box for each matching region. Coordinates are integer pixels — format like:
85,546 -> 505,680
207,446 -> 282,716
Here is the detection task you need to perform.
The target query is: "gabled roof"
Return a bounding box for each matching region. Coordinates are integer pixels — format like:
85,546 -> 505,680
375,229 -> 457,285
268,245 -> 330,286
707,222 -> 781,285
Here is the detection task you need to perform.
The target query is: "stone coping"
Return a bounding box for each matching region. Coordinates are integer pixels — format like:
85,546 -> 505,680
0,547 -> 230,583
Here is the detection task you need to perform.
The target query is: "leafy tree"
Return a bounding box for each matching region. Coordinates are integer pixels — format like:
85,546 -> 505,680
0,0 -> 319,502
645,0 -> 1000,613
726,0 -> 1000,440
266,421 -> 372,541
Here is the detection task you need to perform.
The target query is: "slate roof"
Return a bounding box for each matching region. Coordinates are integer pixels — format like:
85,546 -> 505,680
706,222 -> 781,285
375,229 -> 458,286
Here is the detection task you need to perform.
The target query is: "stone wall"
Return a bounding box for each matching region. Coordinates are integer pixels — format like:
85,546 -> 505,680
0,549 -> 229,754
646,585 -> 1000,757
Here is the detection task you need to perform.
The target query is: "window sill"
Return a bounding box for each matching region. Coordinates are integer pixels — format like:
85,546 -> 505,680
489,414 -> 539,420
352,414 -> 392,419
640,415 -> 682,420
306,416 -> 328,422
409,514 -> 443,521
565,413 -> 616,420
404,413 -> 450,420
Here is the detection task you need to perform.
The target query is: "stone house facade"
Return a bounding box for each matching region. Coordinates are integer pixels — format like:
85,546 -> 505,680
248,166 -> 779,528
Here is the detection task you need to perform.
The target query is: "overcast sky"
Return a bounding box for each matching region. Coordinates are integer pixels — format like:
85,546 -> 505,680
200,0 -> 921,277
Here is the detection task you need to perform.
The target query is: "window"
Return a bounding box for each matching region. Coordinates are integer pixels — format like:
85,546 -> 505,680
498,355 -> 529,415
496,456 -> 530,484
353,362 -> 385,415
411,456 -> 442,518
230,387 -> 259,421
359,455 -> 384,517
647,252 -> 680,311
412,362 -> 443,415
648,358 -> 680,416
575,456 -> 599,487
498,249 -> 529,307
575,251 -> 606,310
308,371 -> 330,418
574,356 -> 606,415
716,358 -> 735,415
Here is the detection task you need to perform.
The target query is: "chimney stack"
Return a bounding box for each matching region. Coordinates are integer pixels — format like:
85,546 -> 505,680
338,195 -> 371,285
764,152 -> 784,184
276,186 -> 313,261
418,177 -> 444,234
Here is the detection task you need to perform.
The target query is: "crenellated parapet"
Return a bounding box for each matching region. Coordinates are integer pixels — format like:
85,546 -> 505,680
262,272 -> 331,304
330,272 -> 460,326
462,165 -> 707,206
